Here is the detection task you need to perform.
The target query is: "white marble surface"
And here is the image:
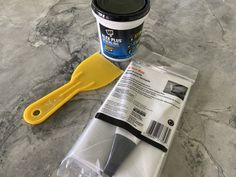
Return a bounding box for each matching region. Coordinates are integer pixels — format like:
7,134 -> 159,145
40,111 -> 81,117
0,0 -> 236,177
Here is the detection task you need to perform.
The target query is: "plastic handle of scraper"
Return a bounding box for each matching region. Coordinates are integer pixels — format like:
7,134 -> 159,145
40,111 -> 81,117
23,80 -> 93,125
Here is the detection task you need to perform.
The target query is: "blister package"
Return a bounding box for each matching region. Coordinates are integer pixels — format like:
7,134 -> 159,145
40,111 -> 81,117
57,46 -> 198,177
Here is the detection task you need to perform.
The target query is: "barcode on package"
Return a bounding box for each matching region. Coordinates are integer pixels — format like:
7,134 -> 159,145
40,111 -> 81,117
146,120 -> 171,144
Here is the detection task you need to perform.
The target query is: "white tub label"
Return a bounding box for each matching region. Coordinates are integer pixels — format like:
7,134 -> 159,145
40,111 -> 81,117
95,62 -> 192,151
99,24 -> 143,60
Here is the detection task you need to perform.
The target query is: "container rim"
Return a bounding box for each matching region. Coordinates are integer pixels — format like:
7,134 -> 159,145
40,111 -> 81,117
91,0 -> 150,22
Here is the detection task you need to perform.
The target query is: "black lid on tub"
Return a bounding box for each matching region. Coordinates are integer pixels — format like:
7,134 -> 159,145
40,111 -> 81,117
91,0 -> 150,22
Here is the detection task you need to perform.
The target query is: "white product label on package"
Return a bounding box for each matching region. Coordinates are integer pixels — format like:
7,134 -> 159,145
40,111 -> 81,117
96,61 -> 192,151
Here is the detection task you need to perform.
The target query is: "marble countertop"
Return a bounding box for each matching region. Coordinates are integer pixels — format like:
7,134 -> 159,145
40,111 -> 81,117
0,0 -> 236,177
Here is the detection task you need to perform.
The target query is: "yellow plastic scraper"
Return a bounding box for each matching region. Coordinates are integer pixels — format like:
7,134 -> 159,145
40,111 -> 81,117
23,52 -> 123,125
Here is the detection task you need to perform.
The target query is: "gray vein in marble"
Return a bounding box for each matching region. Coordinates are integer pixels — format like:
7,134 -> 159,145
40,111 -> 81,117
203,0 -> 226,41
180,130 -> 226,177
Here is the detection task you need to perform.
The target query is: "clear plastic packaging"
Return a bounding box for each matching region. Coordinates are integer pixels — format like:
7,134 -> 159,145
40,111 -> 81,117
57,46 -> 198,177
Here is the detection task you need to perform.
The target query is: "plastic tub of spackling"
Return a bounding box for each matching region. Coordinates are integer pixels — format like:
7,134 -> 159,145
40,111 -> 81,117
91,0 -> 150,62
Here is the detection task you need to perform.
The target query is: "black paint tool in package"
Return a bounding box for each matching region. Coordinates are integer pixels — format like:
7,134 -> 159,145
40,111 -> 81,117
57,46 -> 198,177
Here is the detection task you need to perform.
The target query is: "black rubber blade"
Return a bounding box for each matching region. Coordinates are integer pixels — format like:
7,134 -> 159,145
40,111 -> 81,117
103,134 -> 136,177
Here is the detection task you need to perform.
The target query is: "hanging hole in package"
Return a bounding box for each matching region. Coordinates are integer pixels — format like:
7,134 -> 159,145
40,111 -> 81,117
57,46 -> 198,177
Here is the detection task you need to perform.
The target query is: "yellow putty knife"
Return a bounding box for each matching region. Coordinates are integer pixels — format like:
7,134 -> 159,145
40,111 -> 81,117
23,52 -> 123,125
